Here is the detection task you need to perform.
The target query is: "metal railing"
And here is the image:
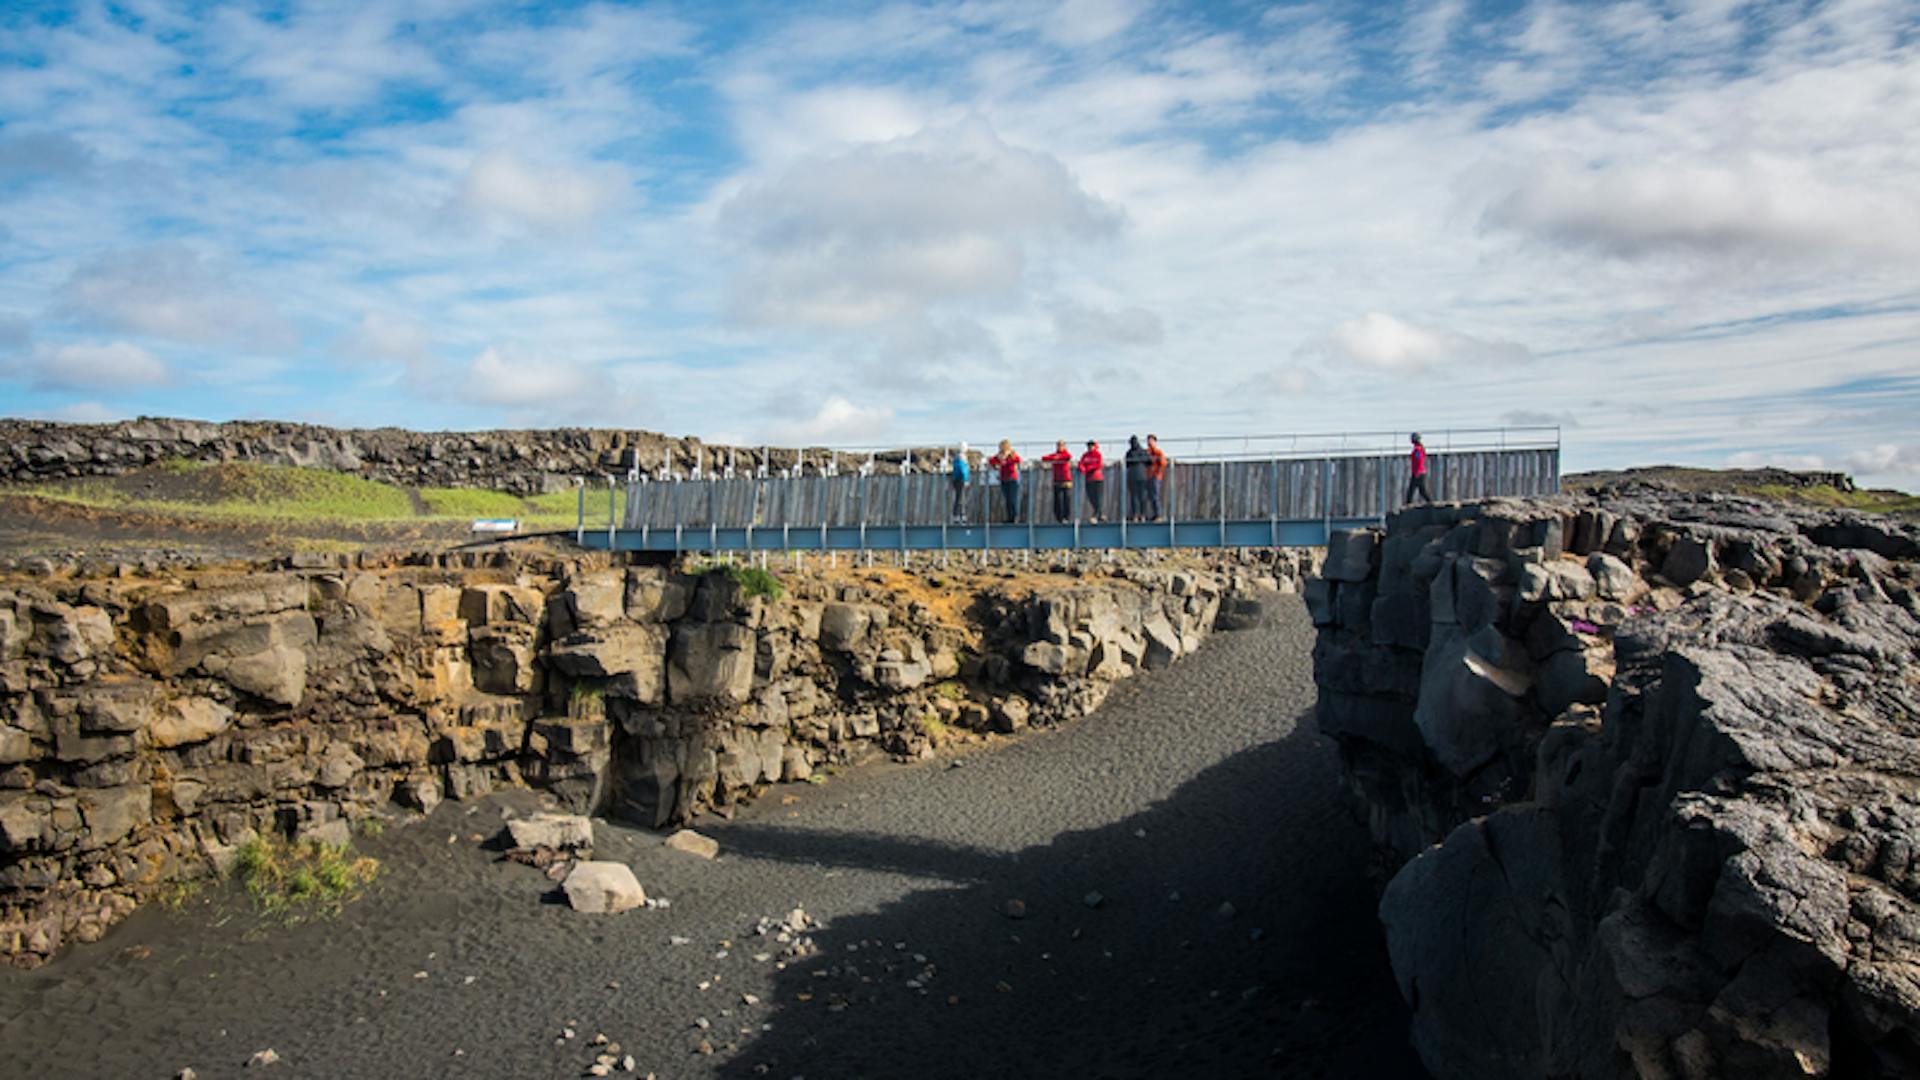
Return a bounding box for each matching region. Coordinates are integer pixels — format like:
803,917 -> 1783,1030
575,427 -> 1560,552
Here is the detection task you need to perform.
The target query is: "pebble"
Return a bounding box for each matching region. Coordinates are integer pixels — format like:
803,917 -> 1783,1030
1218,901 -> 1237,919
741,993 -> 760,1005
694,1040 -> 714,1055
246,1048 -> 279,1067
1003,899 -> 1027,919
587,1065 -> 610,1077
176,1070 -> 197,1080
669,935 -> 691,946
1083,891 -> 1105,908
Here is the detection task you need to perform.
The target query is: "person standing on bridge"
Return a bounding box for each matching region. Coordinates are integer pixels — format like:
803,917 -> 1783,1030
1407,432 -> 1433,505
949,442 -> 971,523
1078,440 -> 1106,523
1124,436 -> 1153,521
1042,441 -> 1075,524
1145,434 -> 1169,522
988,440 -> 1023,524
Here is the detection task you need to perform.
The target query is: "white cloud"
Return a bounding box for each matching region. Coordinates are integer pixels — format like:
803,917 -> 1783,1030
54,245 -> 294,350
1482,159 -> 1920,262
457,151 -> 632,237
720,118 -> 1121,329
3,341 -> 169,391
1051,300 -> 1163,348
1043,0 -> 1149,47
761,395 -> 896,446
338,311 -> 431,366
48,400 -> 122,423
0,132 -> 96,179
1306,313 -> 1533,374
1843,443 -> 1920,480
458,344 -> 597,408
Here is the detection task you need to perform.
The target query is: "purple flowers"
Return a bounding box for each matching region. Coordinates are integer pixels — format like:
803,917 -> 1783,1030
1569,618 -> 1602,635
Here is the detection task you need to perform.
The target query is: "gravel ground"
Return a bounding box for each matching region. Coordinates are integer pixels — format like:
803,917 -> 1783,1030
0,600 -> 1426,1080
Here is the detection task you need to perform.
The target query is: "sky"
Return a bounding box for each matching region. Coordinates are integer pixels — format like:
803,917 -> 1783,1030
1,0 -> 1917,486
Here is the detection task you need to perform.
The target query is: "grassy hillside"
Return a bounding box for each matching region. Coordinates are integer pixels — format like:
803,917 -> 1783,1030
4,460 -> 620,532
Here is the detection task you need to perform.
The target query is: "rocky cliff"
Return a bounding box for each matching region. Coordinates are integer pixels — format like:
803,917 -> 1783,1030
1309,493 -> 1920,1078
0,417 -> 940,494
0,547 -> 1305,968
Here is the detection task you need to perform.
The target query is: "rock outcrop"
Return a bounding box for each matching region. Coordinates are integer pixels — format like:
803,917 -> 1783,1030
0,546 -> 1305,967
0,417 -> 954,495
1311,491 -> 1920,1079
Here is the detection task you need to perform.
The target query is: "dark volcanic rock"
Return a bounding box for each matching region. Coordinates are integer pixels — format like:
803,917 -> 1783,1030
1312,490 -> 1920,1079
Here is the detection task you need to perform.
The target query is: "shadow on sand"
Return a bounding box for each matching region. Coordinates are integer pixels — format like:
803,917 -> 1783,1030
706,713 -> 1430,1080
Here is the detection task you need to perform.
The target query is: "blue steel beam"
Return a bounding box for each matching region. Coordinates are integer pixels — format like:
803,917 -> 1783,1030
574,517 -> 1383,553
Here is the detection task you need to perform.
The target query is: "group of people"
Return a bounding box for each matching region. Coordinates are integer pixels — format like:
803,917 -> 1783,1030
944,432 -> 1435,525
948,436 -> 1170,525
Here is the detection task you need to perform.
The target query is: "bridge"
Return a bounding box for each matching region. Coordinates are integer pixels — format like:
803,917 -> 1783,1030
572,428 -> 1560,553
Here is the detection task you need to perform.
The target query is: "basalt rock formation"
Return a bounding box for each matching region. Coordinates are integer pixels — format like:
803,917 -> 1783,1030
0,417 -> 948,495
0,547 -> 1306,967
1310,492 -> 1920,1078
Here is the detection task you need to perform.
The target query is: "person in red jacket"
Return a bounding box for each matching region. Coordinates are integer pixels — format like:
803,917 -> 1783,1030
1145,434 -> 1169,521
1078,440 -> 1106,523
1407,432 -> 1432,505
1041,440 -> 1074,523
988,440 -> 1023,523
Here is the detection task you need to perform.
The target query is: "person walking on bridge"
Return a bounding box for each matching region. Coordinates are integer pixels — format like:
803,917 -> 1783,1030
1042,441 -> 1075,524
949,443 -> 971,523
989,440 -> 1023,524
1406,433 -> 1433,505
1124,436 -> 1153,522
1145,434 -> 1168,522
1079,440 -> 1106,523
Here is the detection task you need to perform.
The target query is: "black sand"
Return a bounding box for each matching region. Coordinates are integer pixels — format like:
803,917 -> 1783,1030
0,601 -> 1426,1079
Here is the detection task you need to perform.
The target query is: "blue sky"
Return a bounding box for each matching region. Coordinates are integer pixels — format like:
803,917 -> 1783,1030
2,0 -> 1918,486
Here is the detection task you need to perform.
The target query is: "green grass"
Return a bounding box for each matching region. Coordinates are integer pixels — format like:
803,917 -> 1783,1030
1745,484 -> 1920,516
690,559 -> 785,600
419,486 -> 527,518
6,459 -> 628,530
233,834 -> 379,921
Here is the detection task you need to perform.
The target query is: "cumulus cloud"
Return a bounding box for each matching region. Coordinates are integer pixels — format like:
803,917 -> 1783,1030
1051,300 -> 1164,349
1843,444 -> 1920,481
1481,159 -> 1920,263
457,151 -> 632,236
1306,313 -> 1533,374
761,395 -> 896,446
720,118 -> 1122,329
338,311 -> 431,366
458,344 -> 599,408
54,245 -> 293,350
2,341 -> 169,391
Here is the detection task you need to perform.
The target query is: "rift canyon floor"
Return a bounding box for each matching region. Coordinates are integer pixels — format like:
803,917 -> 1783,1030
0,603 -> 1423,1080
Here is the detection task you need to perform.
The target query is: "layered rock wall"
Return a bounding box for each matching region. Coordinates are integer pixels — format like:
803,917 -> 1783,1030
0,417 -> 941,494
1,549 -> 1300,967
1310,493 -> 1920,1078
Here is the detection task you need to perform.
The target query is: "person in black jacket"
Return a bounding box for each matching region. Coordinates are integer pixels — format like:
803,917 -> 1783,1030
1123,436 -> 1153,522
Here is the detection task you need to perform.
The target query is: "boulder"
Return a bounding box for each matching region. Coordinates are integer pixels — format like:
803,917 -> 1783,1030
505,812 -> 593,851
818,603 -> 877,653
470,623 -> 540,695
1518,560 -> 1595,603
1661,535 -> 1714,586
1324,529 -> 1380,583
663,828 -> 720,860
1411,627 -> 1535,777
624,567 -> 693,623
146,697 -> 232,749
562,861 -> 645,913
549,623 -> 668,703
666,622 -> 756,705
1587,553 -> 1639,601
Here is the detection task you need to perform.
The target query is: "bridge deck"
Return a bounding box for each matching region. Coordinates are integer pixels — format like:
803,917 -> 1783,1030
573,434 -> 1558,553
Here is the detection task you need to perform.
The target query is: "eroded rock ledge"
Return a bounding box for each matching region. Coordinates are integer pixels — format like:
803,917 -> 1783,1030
1310,492 -> 1920,1079
0,547 -> 1307,967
